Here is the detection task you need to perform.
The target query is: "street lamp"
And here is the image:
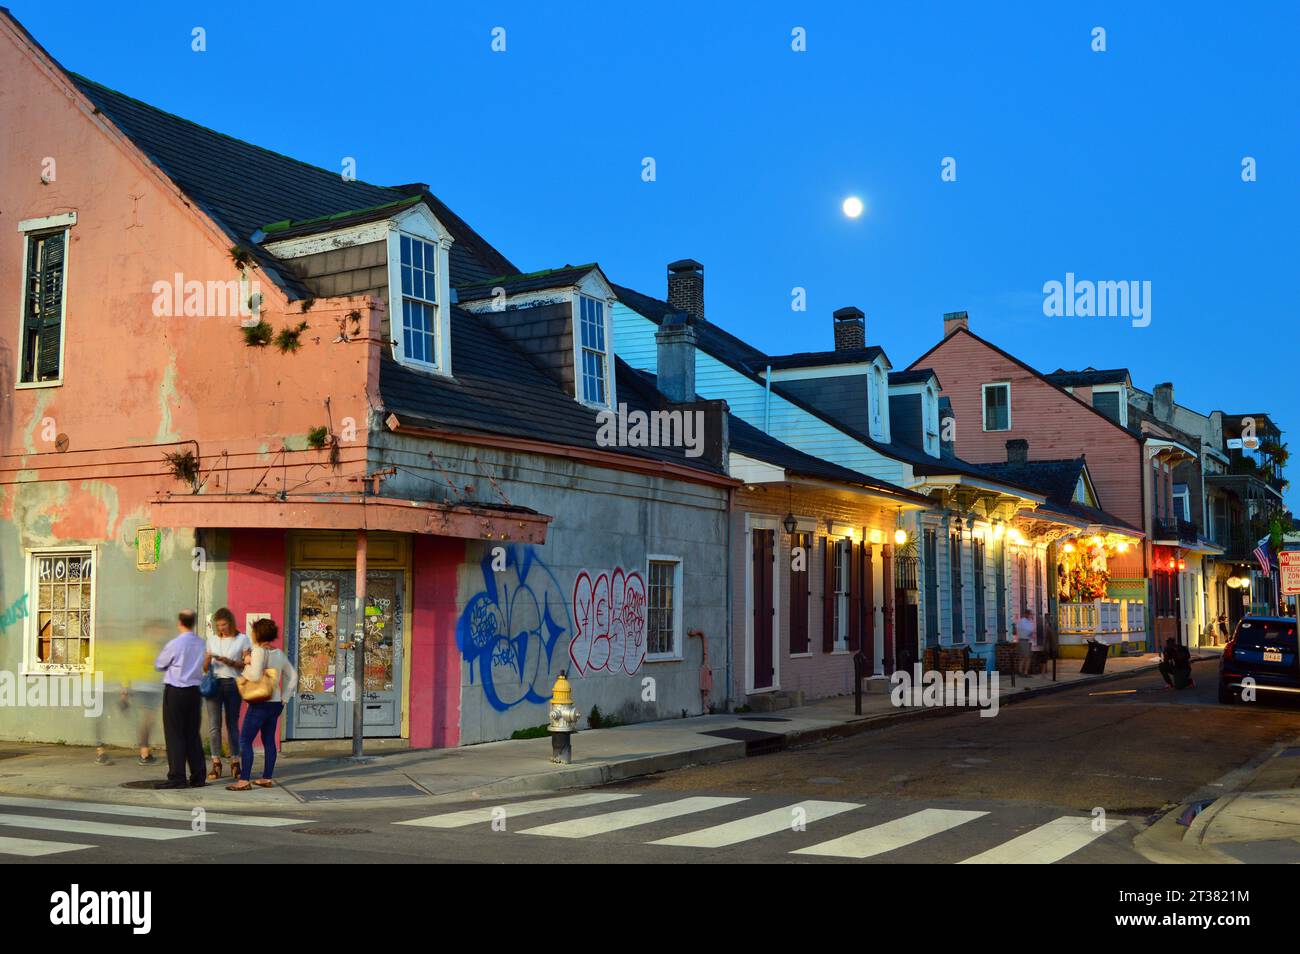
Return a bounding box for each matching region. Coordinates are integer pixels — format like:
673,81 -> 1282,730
782,513 -> 798,535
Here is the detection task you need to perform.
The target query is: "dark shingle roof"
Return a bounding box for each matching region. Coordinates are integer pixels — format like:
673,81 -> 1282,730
889,368 -> 940,387
614,283 -> 768,368
1044,367 -> 1131,388
456,265 -> 600,303
763,347 -> 885,371
380,309 -> 725,476
68,75 -> 516,293
975,458 -> 1140,532
727,416 -> 930,503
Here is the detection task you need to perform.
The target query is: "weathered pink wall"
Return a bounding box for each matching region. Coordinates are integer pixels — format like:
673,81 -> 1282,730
226,529 -> 287,747
410,535 -> 463,748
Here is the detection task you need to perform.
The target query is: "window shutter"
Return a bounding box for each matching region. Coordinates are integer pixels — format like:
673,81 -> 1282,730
847,538 -> 861,651
863,542 -> 875,663
789,533 -> 809,654
37,233 -> 65,380
821,536 -> 834,653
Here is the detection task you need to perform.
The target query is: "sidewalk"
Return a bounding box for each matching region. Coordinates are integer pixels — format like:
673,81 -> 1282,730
0,650 -> 1206,813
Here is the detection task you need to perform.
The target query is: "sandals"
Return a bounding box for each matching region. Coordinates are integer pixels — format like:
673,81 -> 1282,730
230,761 -> 241,779
226,781 -> 252,791
254,779 -> 275,788
207,759 -> 222,781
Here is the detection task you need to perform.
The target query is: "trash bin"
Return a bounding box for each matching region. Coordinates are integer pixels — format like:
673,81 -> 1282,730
1080,639 -> 1109,675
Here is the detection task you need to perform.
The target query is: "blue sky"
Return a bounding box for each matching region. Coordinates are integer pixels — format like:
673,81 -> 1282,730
19,1 -> 1298,510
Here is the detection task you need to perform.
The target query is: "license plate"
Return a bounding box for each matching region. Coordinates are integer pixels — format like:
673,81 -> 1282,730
1264,648 -> 1284,663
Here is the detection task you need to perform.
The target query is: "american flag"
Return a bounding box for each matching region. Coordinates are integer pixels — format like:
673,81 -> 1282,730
1254,536 -> 1272,577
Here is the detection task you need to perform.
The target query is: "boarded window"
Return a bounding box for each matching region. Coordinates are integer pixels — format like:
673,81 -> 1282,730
31,550 -> 94,671
1092,389 -> 1121,423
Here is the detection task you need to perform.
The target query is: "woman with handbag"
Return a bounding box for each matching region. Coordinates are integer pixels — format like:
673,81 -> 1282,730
227,617 -> 298,791
203,608 -> 250,780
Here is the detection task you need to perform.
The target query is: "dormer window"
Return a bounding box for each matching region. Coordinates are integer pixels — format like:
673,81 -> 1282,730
578,294 -> 609,406
398,234 -> 440,366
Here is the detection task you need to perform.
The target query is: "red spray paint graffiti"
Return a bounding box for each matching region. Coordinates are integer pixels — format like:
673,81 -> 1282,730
569,568 -> 647,676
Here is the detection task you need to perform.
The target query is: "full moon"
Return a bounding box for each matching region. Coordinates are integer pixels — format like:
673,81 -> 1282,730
842,196 -> 864,218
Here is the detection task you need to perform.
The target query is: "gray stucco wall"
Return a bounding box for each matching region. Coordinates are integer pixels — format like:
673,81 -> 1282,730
374,432 -> 730,744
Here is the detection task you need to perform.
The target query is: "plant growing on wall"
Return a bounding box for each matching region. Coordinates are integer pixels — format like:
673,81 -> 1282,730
306,426 -> 329,449
241,319 -> 273,347
275,321 -> 310,354
229,245 -> 255,270
163,449 -> 199,489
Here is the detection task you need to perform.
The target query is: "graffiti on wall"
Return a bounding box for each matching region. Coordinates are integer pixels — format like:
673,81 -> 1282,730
456,545 -> 570,712
0,593 -> 29,632
569,568 -> 647,677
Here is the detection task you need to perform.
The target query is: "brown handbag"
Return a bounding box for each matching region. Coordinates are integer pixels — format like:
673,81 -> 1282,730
237,649 -> 278,702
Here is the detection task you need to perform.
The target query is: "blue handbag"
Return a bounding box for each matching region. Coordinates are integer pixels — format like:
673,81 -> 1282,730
199,667 -> 219,699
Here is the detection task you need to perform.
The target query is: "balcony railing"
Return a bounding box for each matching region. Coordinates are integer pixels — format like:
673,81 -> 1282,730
894,555 -> 919,591
1153,517 -> 1199,544
1057,599 -> 1146,643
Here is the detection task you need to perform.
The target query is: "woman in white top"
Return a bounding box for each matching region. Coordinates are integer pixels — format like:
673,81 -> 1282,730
203,608 -> 251,780
227,617 -> 298,791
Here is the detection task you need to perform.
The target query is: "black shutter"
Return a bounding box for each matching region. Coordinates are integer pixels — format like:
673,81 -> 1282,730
36,233 -> 65,380
822,536 -> 834,653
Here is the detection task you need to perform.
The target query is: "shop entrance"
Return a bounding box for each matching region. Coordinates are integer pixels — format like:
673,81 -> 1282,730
286,568 -> 404,739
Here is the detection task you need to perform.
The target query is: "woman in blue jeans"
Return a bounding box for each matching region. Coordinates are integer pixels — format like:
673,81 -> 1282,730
227,618 -> 298,791
204,608 -> 250,780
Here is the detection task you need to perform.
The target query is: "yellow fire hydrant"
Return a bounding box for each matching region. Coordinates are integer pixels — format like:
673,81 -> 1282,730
547,671 -> 581,764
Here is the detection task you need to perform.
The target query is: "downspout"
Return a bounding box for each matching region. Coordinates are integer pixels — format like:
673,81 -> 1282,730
763,365 -> 772,432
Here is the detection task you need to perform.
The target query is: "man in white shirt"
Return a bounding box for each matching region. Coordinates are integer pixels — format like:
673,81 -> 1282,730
1015,611 -> 1036,676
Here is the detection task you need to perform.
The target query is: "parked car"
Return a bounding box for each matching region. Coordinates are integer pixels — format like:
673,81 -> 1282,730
1219,615 -> 1300,704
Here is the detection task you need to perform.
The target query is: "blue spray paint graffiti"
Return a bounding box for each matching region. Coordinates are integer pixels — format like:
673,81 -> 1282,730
456,545 -> 570,712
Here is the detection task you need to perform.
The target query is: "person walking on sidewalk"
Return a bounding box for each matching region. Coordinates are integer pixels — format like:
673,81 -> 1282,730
155,610 -> 207,789
203,607 -> 250,781
228,618 -> 298,791
1015,611 -> 1035,676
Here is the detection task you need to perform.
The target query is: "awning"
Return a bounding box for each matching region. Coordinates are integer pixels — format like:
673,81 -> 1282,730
150,493 -> 551,543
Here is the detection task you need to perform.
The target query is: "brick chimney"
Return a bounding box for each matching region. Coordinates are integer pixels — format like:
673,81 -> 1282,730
1153,382 -> 1174,423
832,306 -> 865,351
655,312 -> 697,403
667,259 -> 704,321
1006,438 -> 1028,463
943,310 -> 969,337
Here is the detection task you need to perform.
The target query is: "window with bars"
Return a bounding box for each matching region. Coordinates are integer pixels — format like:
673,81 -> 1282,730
20,230 -> 67,383
399,234 -> 439,366
578,295 -> 609,405
29,550 -> 94,671
647,558 -> 681,657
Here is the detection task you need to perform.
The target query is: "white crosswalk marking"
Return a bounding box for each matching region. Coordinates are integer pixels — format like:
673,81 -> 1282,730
792,808 -> 988,859
0,812 -> 208,842
519,796 -> 744,838
0,796 -> 301,827
651,800 -> 860,848
397,792 -> 640,829
958,815 -> 1124,864
0,835 -> 94,857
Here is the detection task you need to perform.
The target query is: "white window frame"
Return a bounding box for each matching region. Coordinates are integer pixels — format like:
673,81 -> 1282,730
832,535 -> 852,653
1091,384 -> 1128,427
645,554 -> 684,662
22,545 -> 97,676
982,381 -> 1011,432
575,293 -> 613,408
384,206 -> 453,376
16,213 -> 75,390
1173,484 -> 1190,522
924,383 -> 939,455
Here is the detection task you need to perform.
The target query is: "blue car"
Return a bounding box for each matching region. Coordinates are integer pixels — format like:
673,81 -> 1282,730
1219,615 -> 1300,704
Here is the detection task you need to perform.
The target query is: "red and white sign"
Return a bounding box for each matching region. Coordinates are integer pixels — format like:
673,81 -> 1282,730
1279,551 -> 1300,596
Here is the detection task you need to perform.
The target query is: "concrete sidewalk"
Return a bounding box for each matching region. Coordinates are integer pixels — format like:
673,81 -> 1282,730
0,649 -> 1207,813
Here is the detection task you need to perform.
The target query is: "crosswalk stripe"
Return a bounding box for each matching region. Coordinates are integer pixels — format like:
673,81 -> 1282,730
958,815 -> 1123,864
0,796 -> 302,828
396,792 -> 641,829
520,796 -> 745,838
0,835 -> 94,857
792,808 -> 987,859
651,801 -> 861,848
0,812 -> 208,842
